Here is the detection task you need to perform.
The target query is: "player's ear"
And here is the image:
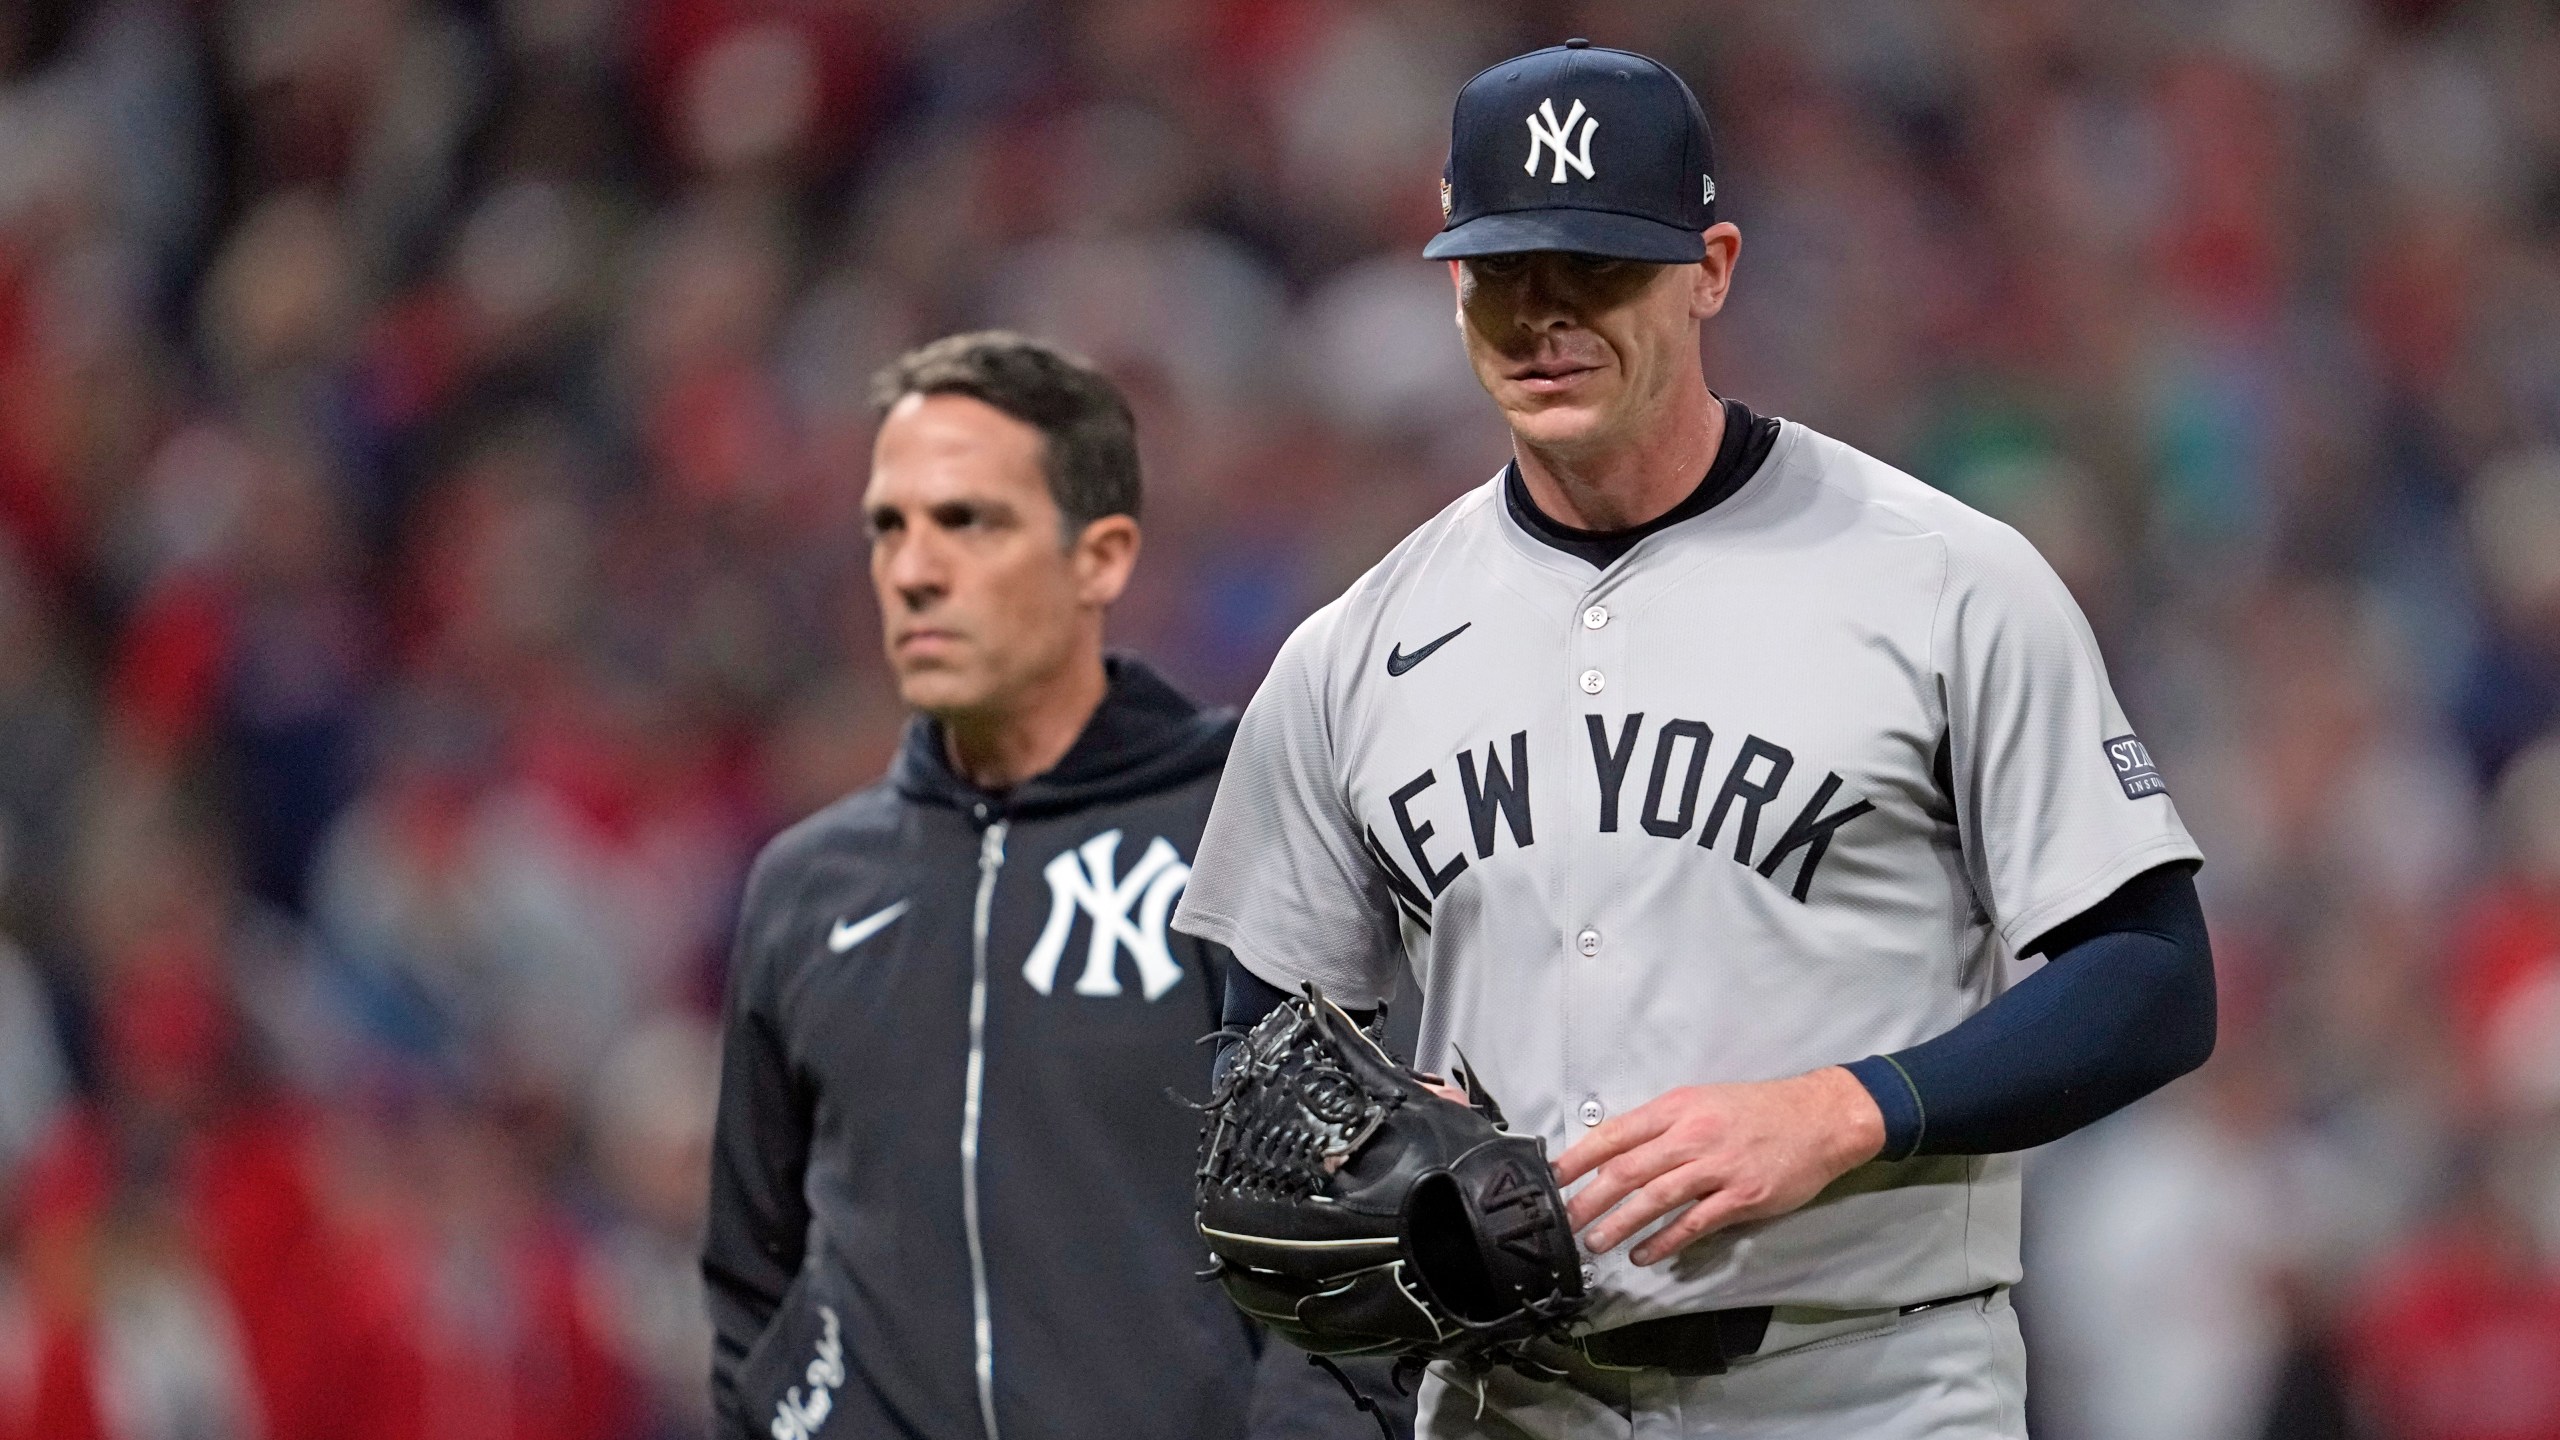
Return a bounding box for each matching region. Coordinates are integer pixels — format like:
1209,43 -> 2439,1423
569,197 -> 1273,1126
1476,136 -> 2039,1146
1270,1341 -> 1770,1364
1692,223 -> 1741,320
1070,514 -> 1141,608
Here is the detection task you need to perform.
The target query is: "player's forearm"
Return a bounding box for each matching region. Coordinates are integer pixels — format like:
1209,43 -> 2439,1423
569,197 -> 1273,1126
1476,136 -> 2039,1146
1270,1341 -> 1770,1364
1212,962 -> 1289,1089
1220,961 -> 1295,1036
704,1140 -> 815,1432
1213,960 -> 1381,1086
1844,863 -> 2215,1158
704,1190 -> 809,1405
704,1268 -> 778,1432
702,992 -> 816,1411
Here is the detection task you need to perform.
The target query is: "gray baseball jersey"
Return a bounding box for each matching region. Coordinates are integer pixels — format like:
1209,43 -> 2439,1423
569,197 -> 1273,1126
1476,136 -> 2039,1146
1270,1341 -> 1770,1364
1173,418 -> 2201,1329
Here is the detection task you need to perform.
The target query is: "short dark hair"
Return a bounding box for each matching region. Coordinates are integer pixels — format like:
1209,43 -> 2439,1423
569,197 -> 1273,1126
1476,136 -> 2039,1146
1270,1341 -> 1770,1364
870,331 -> 1141,532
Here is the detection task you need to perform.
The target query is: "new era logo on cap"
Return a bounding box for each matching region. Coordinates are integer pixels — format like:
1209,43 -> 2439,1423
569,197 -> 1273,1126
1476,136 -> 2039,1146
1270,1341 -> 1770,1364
1425,38 -> 1717,264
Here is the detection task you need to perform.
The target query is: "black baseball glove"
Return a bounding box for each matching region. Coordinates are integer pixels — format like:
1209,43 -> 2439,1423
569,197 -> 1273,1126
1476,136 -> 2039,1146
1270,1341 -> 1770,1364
1193,983 -> 1589,1383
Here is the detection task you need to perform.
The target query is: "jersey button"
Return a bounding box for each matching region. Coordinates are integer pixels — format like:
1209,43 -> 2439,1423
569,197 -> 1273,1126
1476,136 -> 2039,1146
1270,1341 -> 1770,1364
1578,668 -> 1605,694
1579,1262 -> 1599,1287
1582,604 -> 1609,630
1578,1097 -> 1605,1126
1576,927 -> 1601,957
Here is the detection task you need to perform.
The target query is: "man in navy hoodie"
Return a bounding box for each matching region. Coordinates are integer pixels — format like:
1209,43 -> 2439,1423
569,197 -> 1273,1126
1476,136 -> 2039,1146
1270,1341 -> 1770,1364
703,332 -> 1407,1440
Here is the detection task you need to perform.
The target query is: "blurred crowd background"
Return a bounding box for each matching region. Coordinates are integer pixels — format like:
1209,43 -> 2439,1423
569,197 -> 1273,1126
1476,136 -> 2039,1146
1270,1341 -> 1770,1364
0,0 -> 2558,1437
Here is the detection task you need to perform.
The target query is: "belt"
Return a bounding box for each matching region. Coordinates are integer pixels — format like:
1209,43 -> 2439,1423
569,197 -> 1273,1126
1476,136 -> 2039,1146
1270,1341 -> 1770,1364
1573,1286 -> 2003,1377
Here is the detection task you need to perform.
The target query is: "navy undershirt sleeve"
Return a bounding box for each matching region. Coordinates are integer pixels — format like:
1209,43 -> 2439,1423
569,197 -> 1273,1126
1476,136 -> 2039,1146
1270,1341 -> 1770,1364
1843,862 -> 2214,1159
1221,961 -> 1294,1035
1213,963 -> 1378,1084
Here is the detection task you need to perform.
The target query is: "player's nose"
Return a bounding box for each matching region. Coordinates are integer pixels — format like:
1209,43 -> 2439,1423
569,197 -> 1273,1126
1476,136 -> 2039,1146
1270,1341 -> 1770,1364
878,531 -> 952,607
893,559 -> 950,610
1512,257 -> 1584,332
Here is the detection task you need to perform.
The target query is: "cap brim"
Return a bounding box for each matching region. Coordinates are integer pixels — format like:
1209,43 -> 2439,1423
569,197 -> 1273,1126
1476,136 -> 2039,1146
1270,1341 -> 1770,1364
1422,209 -> 1706,263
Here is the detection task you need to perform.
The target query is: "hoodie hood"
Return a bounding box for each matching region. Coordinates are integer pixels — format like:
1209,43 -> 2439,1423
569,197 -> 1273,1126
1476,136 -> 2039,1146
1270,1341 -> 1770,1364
892,654 -> 1237,823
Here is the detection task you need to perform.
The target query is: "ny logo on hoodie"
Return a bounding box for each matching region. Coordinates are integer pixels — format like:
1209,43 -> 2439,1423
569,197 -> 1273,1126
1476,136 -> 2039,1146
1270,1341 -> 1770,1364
1022,830 -> 1192,1001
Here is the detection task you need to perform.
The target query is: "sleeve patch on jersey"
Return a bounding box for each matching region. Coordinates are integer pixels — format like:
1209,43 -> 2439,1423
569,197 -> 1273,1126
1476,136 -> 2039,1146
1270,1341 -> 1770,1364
2104,735 -> 2165,799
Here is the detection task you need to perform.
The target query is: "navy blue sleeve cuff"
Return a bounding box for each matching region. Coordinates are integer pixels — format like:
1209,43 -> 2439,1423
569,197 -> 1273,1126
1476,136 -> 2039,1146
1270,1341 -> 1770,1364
1212,960 -> 1387,1089
1843,1054 -> 1926,1161
1859,861 -> 2213,1158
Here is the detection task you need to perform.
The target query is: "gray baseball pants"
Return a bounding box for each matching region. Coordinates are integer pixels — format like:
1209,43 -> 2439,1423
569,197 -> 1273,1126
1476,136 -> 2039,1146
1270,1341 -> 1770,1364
1417,1289 -> 2027,1439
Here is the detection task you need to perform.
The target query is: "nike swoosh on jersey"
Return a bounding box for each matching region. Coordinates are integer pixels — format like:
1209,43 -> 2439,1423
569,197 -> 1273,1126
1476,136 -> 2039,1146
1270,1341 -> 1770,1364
1386,623 -> 1471,677
828,900 -> 911,953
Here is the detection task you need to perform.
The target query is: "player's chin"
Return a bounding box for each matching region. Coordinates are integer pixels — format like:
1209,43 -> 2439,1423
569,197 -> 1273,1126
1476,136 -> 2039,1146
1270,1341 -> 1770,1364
1502,393 -> 1618,450
892,659 -> 987,716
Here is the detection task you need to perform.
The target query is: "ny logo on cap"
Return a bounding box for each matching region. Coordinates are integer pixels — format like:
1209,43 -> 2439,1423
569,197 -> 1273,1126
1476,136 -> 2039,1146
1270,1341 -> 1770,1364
1524,98 -> 1597,183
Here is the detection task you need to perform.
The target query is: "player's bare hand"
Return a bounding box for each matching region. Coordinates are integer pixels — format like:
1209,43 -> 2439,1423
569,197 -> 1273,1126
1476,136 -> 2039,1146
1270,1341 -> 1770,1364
1410,1072 -> 1469,1105
1552,1068 -> 1887,1266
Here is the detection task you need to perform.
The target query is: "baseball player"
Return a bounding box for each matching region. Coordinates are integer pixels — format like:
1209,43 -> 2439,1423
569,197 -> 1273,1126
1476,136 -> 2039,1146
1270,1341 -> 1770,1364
702,333 -> 1411,1440
1176,41 -> 2216,1439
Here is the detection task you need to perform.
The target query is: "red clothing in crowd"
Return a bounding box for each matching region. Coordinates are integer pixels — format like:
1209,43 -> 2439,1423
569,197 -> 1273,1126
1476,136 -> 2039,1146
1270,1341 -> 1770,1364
2347,1227 -> 2560,1440
3,1100 -> 630,1440
331,1205 -> 634,1440
8,1101 -> 356,1440
2447,884 -> 2560,1102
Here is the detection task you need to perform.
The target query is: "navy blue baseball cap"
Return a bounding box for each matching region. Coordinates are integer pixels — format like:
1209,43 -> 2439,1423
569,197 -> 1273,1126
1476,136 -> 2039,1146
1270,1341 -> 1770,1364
1423,39 -> 1717,264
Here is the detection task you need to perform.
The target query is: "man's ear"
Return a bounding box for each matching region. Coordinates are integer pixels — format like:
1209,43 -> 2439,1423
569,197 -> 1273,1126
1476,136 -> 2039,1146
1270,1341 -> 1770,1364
1692,222 -> 1741,320
1072,514 -> 1142,608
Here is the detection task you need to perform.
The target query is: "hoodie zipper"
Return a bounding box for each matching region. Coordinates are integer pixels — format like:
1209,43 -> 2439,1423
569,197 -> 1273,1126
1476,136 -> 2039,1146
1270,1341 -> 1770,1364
962,818 -> 1009,1440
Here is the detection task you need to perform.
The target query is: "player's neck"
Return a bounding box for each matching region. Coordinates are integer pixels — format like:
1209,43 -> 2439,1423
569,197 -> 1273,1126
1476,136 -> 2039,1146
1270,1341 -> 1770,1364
937,649 -> 1110,792
1512,380 -> 1726,533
